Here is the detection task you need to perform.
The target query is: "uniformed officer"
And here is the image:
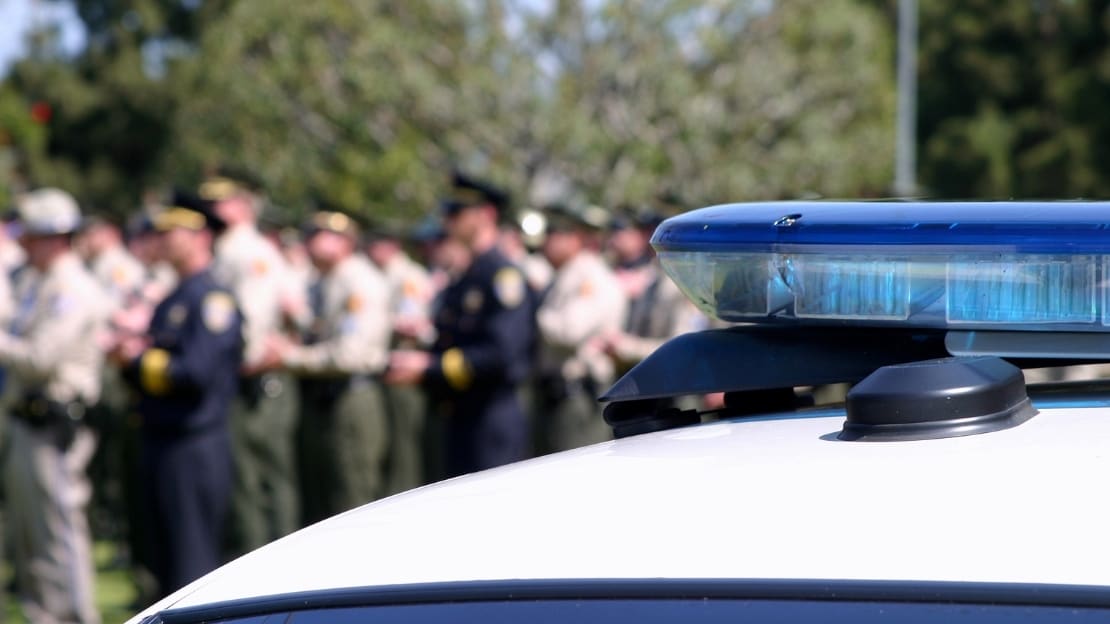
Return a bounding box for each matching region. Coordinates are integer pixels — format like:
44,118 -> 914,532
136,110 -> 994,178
1,188 -> 104,624
249,210 -> 392,525
76,216 -> 146,313
112,195 -> 243,597
199,170 -> 301,552
599,209 -> 707,374
74,216 -> 147,544
366,223 -> 433,492
498,210 -> 553,293
534,202 -> 627,454
386,173 -> 535,478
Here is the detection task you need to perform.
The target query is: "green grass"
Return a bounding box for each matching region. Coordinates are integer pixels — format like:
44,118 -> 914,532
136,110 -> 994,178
4,541 -> 139,624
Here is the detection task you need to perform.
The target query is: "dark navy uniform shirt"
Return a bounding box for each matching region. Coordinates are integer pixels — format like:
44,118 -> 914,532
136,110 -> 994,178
125,270 -> 243,436
425,247 -> 535,400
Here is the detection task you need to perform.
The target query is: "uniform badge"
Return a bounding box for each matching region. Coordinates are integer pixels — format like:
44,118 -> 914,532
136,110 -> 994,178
493,268 -> 525,309
202,292 -> 236,333
252,258 -> 270,276
579,280 -> 594,297
168,304 -> 188,327
463,288 -> 484,313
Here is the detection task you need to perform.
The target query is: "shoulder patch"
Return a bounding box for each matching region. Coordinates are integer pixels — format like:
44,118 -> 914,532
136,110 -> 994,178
493,267 -> 525,309
579,279 -> 594,297
252,258 -> 270,276
347,294 -> 364,313
202,292 -> 237,333
111,265 -> 131,286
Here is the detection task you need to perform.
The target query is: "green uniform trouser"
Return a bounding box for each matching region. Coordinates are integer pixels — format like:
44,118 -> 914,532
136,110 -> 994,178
538,378 -> 612,454
297,377 -> 388,526
86,367 -> 131,540
383,385 -> 426,494
228,372 -> 300,554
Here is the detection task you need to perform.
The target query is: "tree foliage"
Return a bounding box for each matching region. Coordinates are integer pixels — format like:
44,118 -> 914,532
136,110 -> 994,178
2,0 -> 896,222
917,0 -> 1110,198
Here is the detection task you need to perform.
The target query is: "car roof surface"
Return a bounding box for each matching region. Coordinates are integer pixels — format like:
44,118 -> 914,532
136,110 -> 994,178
145,402 -> 1110,614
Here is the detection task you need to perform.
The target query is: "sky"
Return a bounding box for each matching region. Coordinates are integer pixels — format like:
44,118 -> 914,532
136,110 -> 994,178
0,0 -> 85,75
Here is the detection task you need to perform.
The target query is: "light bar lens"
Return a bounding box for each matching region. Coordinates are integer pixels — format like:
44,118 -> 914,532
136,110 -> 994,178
659,251 -> 1107,330
947,256 -> 1097,324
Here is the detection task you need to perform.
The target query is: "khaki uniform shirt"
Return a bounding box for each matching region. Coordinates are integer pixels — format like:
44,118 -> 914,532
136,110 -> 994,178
213,223 -> 289,365
611,262 -> 707,366
90,244 -> 146,312
283,254 -> 391,376
382,252 -> 433,328
537,251 -> 627,385
521,253 -> 554,293
0,252 -> 106,405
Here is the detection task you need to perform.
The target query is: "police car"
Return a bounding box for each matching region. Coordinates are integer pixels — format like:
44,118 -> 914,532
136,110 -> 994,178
130,201 -> 1110,623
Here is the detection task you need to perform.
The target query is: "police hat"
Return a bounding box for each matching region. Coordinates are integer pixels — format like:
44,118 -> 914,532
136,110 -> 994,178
609,204 -> 664,232
363,219 -> 410,244
15,188 -> 83,236
409,214 -> 446,243
544,202 -> 610,233
151,190 -> 225,233
303,211 -> 360,240
440,171 -> 510,217
197,166 -> 263,203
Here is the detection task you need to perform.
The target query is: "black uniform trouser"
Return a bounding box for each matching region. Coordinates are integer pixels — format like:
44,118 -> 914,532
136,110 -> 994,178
444,388 -> 529,478
142,428 -> 233,597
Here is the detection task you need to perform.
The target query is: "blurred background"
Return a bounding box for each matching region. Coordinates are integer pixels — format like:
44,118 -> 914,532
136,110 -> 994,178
2,0 -> 1106,224
2,2 -> 1110,620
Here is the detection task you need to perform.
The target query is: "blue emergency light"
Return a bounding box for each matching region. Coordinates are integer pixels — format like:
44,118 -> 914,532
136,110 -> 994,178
653,201 -> 1110,331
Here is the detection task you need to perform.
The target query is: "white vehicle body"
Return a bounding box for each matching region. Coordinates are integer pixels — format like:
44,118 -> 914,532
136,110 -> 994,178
129,398 -> 1110,622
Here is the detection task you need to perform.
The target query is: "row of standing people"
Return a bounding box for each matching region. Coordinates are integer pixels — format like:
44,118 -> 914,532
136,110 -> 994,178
0,170 -> 705,622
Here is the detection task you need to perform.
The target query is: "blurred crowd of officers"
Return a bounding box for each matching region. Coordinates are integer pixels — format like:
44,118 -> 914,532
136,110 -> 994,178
0,170 -> 709,623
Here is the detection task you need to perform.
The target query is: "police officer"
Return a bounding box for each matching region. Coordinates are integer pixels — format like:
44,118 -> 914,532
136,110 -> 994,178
599,209 -> 706,374
1,188 -> 103,624
112,195 -> 243,597
534,203 -> 627,454
199,170 -> 301,551
386,173 -> 535,477
250,210 -> 392,525
366,223 -> 433,492
74,216 -> 147,542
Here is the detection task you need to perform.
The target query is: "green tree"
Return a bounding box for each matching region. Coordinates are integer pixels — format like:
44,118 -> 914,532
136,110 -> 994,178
917,0 -> 1110,198
522,0 -> 895,208
170,0 -> 487,222
173,0 -> 895,222
3,0 -> 233,216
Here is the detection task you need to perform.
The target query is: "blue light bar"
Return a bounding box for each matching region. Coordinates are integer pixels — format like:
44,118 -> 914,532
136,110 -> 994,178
653,201 -> 1110,331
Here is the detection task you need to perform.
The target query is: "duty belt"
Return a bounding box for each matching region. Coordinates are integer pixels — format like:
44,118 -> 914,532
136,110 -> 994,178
11,394 -> 86,450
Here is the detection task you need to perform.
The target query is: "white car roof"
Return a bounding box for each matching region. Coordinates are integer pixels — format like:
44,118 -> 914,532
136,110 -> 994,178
139,401 -> 1110,617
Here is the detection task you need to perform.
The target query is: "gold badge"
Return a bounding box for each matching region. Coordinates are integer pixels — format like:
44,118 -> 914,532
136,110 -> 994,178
168,304 -> 188,327
202,292 -> 236,333
493,267 -> 525,309
463,288 -> 484,313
